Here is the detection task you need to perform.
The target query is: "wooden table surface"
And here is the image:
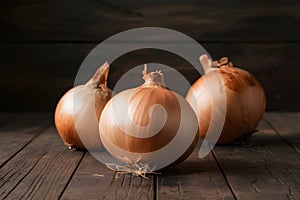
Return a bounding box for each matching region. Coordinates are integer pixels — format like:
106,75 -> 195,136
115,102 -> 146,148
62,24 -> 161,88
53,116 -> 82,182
0,112 -> 299,200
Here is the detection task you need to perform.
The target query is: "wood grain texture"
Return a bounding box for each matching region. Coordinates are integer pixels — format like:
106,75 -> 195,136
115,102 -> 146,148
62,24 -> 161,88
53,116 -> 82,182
0,126 -> 84,200
61,153 -> 154,200
0,112 -> 299,199
0,0 -> 299,42
157,144 -> 235,200
213,120 -> 300,199
0,113 -> 51,167
263,112 -> 300,154
0,43 -> 299,111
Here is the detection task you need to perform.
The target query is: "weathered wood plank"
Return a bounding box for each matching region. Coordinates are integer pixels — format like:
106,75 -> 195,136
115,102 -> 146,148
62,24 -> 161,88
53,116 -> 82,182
0,126 -> 84,200
263,112 -> 300,154
0,43 -> 299,111
0,112 -> 298,199
0,0 -> 299,42
157,144 -> 235,200
0,43 -> 93,112
105,174 -> 154,200
61,153 -> 154,200
0,113 -> 51,167
213,120 -> 300,200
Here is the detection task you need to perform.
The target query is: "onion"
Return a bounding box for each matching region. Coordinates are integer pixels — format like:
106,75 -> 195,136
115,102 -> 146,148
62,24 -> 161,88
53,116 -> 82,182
186,55 -> 266,144
54,62 -> 112,150
99,65 -> 199,170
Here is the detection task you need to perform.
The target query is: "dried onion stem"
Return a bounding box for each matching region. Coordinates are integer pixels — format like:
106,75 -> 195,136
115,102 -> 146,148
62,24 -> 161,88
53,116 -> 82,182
106,155 -> 160,179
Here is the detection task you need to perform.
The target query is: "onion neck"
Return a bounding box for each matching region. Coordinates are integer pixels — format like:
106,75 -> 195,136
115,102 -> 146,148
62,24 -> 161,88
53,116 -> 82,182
200,54 -> 233,74
142,64 -> 166,88
213,57 -> 233,68
86,62 -> 110,92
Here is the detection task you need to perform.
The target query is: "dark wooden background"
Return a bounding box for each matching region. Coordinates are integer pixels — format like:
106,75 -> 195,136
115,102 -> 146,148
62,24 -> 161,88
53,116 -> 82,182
0,0 -> 299,112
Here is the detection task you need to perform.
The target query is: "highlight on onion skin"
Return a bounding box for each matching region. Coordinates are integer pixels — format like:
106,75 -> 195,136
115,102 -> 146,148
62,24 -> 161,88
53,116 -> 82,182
186,55 -> 266,144
99,65 -> 199,170
54,62 -> 112,150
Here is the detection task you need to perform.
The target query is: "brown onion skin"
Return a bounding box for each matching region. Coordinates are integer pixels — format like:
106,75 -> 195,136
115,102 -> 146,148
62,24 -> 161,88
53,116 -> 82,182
99,68 -> 199,169
54,63 -> 111,150
186,65 -> 266,144
55,88 -> 84,149
54,87 -> 111,149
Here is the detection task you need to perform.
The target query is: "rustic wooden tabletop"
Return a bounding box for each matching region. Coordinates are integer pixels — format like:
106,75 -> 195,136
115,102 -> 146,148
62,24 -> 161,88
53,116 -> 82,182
0,112 -> 299,200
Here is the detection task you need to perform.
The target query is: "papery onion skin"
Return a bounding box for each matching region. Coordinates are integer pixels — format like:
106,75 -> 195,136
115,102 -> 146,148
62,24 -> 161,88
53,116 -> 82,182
54,62 -> 112,150
99,66 -> 199,169
186,56 -> 266,144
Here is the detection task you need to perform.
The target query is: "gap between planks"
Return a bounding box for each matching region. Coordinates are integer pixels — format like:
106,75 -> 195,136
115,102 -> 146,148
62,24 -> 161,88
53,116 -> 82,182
263,112 -> 300,155
0,113 -> 52,168
0,124 -> 85,200
212,114 -> 300,200
1,113 -> 300,200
